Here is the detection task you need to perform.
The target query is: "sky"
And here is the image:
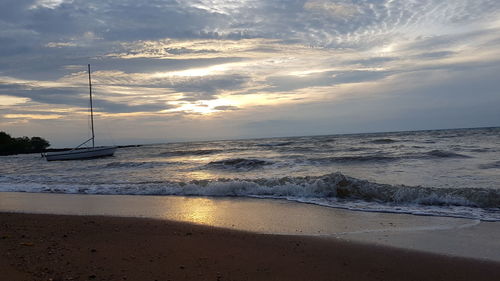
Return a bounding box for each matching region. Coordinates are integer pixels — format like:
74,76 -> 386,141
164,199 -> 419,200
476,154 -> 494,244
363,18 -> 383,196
1,0 -> 499,147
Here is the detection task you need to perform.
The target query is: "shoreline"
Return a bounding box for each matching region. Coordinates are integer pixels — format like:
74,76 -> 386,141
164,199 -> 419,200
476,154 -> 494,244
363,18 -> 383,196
1,192 -> 500,262
2,212 -> 500,281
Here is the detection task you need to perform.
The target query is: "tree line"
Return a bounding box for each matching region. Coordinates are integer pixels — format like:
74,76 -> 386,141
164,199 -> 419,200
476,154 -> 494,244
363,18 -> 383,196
0,131 -> 50,156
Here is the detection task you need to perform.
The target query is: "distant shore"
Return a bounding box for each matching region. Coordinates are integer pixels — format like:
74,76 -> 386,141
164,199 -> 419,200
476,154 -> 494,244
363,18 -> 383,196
2,212 -> 499,281
0,131 -> 50,156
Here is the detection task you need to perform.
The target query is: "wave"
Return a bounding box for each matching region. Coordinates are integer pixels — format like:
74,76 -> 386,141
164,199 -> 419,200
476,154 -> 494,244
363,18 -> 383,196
310,155 -> 396,164
478,161 -> 500,169
426,150 -> 471,158
471,148 -> 494,153
159,149 -> 222,157
308,150 -> 471,164
435,134 -> 461,139
206,158 -> 274,170
347,147 -> 375,152
256,141 -> 294,147
2,172 -> 499,221
368,138 -> 398,144
102,161 -> 174,169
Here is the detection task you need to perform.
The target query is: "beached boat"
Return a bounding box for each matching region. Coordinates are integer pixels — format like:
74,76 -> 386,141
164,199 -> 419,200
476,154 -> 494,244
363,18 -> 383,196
44,65 -> 117,161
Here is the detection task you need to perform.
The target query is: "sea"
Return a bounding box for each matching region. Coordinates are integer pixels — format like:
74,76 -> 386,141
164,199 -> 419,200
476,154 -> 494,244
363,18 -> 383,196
1,127 -> 499,221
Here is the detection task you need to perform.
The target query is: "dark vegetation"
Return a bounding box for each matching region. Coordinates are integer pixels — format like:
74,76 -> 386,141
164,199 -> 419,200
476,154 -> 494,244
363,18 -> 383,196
0,131 -> 50,156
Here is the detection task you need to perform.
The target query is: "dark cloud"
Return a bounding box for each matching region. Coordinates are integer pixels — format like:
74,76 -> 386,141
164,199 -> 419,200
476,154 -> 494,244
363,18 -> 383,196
0,0 -> 220,42
173,74 -> 248,101
0,0 -> 33,22
214,105 -> 239,111
265,72 -> 334,92
164,47 -> 219,55
99,1 -> 221,41
404,28 -> 496,53
26,4 -> 90,36
332,71 -> 393,84
0,83 -> 83,106
265,70 -> 392,92
1,0 -> 499,57
93,99 -> 172,113
245,46 -> 280,53
97,57 -> 244,73
0,82 -> 173,113
0,0 -> 232,80
346,57 -> 398,66
412,51 -> 456,60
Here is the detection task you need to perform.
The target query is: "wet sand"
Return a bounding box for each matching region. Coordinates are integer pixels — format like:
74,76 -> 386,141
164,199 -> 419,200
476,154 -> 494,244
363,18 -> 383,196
2,192 -> 500,261
1,212 -> 500,281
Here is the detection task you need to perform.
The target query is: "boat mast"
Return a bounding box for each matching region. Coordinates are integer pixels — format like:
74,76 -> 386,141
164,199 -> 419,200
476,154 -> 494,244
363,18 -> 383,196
88,64 -> 95,148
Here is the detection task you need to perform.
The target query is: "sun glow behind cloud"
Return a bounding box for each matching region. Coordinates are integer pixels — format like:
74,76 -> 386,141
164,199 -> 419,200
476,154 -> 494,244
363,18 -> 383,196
0,95 -> 29,106
151,64 -> 232,78
169,99 -> 233,115
4,114 -> 63,120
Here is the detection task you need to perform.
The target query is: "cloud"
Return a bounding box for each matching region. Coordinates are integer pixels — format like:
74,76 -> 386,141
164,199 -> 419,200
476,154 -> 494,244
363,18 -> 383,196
1,0 -> 500,144
264,70 -> 393,92
172,74 -> 249,101
0,78 -> 174,114
30,0 -> 72,10
214,105 -> 239,111
304,1 -> 360,19
412,51 -> 456,60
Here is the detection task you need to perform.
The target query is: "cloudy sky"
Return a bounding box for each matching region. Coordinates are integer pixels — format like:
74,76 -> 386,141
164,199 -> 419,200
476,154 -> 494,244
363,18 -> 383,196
1,0 -> 499,147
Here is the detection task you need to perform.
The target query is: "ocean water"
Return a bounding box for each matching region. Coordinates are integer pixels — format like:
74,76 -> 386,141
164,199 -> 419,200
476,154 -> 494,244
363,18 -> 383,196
1,127 -> 499,221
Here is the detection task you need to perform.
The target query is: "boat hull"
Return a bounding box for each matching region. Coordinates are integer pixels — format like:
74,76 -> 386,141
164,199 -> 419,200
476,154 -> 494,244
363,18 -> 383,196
45,146 -> 117,161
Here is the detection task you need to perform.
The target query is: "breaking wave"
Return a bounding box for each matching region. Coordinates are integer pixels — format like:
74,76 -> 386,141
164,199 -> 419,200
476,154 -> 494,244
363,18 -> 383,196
2,172 -> 499,221
1,127 -> 498,222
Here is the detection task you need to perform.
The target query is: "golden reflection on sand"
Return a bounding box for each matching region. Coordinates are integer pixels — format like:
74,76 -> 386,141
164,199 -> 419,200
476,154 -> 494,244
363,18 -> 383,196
166,197 -> 218,225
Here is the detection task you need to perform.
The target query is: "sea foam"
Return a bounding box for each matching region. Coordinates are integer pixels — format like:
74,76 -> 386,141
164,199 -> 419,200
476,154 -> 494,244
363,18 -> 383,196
2,172 -> 499,221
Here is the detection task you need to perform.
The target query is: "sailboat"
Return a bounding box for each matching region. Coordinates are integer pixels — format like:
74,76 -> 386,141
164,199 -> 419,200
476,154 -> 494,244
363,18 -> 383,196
44,64 -> 117,161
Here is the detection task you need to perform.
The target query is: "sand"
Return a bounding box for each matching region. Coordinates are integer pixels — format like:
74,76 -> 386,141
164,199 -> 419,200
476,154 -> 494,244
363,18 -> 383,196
1,212 -> 500,281
2,192 -> 500,262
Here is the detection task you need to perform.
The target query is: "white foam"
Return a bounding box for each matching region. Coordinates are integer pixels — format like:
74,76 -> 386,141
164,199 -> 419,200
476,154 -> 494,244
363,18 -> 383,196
1,172 -> 499,221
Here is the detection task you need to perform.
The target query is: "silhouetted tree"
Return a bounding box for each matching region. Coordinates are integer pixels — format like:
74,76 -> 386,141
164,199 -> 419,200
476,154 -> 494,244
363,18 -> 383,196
0,131 -> 50,156
30,137 -> 50,152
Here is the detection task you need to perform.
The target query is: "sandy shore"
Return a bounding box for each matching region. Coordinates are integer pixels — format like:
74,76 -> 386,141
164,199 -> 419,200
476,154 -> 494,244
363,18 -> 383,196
1,213 -> 499,281
2,192 -> 500,262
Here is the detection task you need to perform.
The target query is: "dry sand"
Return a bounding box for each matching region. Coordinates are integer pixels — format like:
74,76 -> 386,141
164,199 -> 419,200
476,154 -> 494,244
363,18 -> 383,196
1,212 -> 499,281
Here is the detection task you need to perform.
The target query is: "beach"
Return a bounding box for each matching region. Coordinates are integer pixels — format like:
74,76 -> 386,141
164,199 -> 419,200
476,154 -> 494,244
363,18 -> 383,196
1,128 -> 499,280
2,212 -> 500,281
1,0 -> 499,276
2,128 -> 499,222
1,193 -> 500,280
